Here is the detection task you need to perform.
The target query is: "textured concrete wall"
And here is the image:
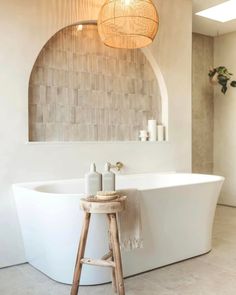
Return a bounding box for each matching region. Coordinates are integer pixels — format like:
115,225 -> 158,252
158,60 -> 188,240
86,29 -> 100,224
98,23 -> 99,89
214,32 -> 236,205
192,33 -> 214,174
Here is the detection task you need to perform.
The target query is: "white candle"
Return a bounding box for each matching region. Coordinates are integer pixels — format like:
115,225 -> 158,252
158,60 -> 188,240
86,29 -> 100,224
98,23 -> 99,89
148,120 -> 157,141
157,125 -> 165,141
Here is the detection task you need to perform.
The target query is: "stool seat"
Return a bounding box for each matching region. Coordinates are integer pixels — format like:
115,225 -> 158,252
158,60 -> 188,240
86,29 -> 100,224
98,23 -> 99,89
71,196 -> 126,295
80,196 -> 127,214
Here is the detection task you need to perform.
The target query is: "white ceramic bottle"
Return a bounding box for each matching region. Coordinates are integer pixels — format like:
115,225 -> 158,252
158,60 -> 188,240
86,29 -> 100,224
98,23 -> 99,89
85,163 -> 102,196
102,162 -> 115,191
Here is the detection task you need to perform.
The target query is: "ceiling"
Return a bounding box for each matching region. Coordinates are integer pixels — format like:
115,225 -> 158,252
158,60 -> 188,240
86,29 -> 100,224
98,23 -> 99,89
193,0 -> 236,36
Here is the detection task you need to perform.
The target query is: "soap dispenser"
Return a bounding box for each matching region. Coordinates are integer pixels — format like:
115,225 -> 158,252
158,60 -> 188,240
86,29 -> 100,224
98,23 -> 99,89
85,163 -> 102,196
102,162 -> 115,191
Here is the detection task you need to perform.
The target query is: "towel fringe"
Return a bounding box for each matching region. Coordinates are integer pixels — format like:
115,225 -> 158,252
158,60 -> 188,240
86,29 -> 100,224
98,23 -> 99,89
119,238 -> 144,251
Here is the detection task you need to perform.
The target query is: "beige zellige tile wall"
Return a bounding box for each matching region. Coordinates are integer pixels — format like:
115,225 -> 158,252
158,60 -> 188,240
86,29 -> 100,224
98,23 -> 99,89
192,33 -> 214,174
29,24 -> 162,142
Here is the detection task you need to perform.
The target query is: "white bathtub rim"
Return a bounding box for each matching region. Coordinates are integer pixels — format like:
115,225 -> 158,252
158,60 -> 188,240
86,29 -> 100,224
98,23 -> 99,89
12,173 -> 225,197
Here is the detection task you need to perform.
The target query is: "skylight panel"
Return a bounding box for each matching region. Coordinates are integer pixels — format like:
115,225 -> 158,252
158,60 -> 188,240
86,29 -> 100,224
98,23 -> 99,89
196,0 -> 236,23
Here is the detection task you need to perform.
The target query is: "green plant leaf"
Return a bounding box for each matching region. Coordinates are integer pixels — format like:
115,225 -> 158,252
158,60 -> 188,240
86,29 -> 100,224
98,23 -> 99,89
208,69 -> 216,78
221,85 -> 227,94
218,75 -> 229,83
230,81 -> 236,87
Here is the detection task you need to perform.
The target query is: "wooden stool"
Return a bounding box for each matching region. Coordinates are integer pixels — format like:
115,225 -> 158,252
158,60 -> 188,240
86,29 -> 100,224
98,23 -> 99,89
70,196 -> 127,295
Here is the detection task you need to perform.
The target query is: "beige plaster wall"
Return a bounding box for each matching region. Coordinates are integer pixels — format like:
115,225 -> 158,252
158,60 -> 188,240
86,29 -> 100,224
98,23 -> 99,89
192,33 -> 214,174
0,0 -> 192,267
214,32 -> 236,205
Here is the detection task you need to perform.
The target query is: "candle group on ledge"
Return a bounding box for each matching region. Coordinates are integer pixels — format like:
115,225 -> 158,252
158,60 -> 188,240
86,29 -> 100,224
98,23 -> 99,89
139,120 -> 165,142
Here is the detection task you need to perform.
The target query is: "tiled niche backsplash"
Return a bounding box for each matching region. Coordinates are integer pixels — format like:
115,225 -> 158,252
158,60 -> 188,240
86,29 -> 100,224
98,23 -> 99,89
29,24 -> 162,141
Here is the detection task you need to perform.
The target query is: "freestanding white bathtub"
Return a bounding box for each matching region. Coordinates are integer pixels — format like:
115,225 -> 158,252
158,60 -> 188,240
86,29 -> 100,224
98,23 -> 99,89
13,173 -> 224,285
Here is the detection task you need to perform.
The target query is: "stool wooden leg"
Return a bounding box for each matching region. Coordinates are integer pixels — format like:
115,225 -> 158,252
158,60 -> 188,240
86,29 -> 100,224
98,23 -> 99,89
107,215 -> 118,293
71,212 -> 91,295
112,257 -> 118,294
109,213 -> 125,295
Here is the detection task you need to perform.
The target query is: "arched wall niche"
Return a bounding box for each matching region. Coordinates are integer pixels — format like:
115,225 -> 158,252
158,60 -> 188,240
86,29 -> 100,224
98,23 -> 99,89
28,21 -> 168,142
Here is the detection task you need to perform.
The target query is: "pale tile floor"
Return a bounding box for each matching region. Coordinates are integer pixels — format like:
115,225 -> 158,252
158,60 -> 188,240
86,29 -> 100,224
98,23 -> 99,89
1,205 -> 236,295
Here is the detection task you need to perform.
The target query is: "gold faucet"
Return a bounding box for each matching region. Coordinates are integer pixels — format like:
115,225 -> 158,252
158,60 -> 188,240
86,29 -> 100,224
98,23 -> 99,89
110,162 -> 124,172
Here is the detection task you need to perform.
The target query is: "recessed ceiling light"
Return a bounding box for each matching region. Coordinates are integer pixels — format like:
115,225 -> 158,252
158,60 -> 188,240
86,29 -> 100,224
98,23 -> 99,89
196,0 -> 236,23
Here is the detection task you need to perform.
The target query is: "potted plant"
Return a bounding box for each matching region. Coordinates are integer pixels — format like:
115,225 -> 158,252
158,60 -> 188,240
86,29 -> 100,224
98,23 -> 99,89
208,66 -> 236,94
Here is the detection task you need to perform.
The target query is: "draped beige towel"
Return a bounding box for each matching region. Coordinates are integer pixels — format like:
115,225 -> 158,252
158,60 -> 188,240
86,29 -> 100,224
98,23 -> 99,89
117,189 -> 143,251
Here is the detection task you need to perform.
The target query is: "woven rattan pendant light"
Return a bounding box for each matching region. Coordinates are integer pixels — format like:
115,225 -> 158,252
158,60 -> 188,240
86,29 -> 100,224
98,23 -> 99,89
97,0 -> 159,49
